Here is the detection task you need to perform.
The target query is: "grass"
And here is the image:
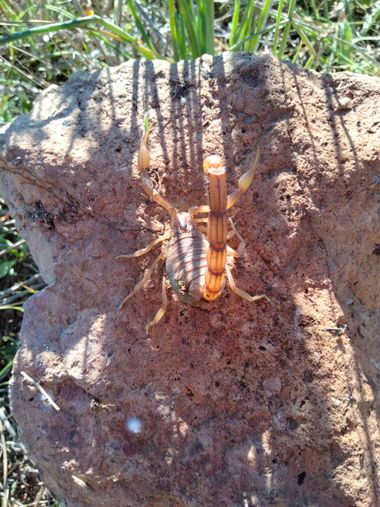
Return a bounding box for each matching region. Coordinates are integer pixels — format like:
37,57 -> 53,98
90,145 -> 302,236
0,1 -> 378,127
0,0 -> 378,505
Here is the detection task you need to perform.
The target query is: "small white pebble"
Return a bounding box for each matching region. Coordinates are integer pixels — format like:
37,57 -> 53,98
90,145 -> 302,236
125,417 -> 142,434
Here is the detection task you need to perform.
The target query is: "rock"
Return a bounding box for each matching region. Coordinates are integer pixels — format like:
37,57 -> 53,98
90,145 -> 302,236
263,376 -> 282,396
1,53 -> 379,507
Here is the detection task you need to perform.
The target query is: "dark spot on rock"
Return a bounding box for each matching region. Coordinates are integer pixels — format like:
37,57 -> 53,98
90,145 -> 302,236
240,68 -> 260,87
192,442 -> 204,453
297,471 -> 306,486
287,418 -> 298,431
170,80 -> 193,100
28,201 -> 56,230
299,314 -> 315,327
154,70 -> 165,79
302,370 -> 313,383
238,380 -> 247,390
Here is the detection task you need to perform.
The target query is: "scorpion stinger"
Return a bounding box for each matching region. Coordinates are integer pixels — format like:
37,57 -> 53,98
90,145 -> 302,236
117,118 -> 269,332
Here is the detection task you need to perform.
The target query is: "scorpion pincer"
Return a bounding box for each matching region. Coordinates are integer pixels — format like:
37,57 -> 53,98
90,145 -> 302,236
117,119 -> 269,332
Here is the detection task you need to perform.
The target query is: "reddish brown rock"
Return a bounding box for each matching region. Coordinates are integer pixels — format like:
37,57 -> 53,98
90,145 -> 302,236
1,53 -> 379,506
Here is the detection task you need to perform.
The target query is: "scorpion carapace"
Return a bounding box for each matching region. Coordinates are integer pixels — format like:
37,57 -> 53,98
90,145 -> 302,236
117,120 -> 269,331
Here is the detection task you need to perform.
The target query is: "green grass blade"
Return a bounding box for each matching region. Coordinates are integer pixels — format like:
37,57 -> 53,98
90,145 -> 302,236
0,0 -> 16,17
0,15 -> 97,44
294,22 -> 317,61
243,1 -> 255,52
229,0 -> 240,48
0,305 -> 23,312
127,0 -> 153,50
361,4 -> 380,35
176,10 -> 188,60
203,0 -> 215,55
277,20 -> 291,60
44,3 -> 76,19
272,0 -> 284,56
338,20 -> 353,61
292,39 -> 303,63
0,359 -> 13,382
277,0 -> 297,60
197,0 -> 215,55
249,0 -> 273,52
178,0 -> 200,58
168,0 -> 180,61
229,20 -> 287,51
0,14 -> 159,60
233,0 -> 255,52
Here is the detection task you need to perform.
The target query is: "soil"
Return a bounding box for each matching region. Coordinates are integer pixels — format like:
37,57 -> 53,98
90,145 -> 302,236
0,53 -> 379,507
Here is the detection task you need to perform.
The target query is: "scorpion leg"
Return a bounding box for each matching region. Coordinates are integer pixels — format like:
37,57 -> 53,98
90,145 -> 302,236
188,204 -> 210,222
227,148 -> 260,210
116,230 -> 170,259
119,252 -> 163,310
225,219 -> 245,258
227,244 -> 240,258
138,120 -> 178,217
227,217 -> 246,257
226,265 -> 270,303
146,275 -> 168,333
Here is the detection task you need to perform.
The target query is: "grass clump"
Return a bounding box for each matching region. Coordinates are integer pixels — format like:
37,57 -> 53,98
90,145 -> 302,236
0,1 -> 378,127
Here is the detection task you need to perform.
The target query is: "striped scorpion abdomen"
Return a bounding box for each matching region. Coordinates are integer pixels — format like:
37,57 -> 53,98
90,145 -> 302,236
166,212 -> 210,305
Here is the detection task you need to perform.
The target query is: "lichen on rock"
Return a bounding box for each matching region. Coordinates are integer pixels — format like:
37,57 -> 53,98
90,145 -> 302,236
1,53 -> 379,506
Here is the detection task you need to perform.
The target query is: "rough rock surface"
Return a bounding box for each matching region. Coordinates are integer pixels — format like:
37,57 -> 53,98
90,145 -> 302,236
1,53 -> 379,507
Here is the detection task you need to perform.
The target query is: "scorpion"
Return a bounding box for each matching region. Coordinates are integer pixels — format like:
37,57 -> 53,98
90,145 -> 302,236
117,120 -> 269,332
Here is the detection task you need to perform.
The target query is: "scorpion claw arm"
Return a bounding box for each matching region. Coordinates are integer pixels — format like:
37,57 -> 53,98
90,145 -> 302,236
119,253 -> 163,310
227,148 -> 260,210
137,118 -> 178,217
146,275 -> 168,333
226,266 -> 270,303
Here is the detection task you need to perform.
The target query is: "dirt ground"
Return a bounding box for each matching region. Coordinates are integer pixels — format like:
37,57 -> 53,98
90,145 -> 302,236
0,53 -> 379,506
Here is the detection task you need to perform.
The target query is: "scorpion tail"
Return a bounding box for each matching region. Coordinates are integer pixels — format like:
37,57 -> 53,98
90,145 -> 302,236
202,155 -> 228,301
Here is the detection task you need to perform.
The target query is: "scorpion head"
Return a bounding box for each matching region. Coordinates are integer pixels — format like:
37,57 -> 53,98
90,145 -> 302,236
173,212 -> 193,233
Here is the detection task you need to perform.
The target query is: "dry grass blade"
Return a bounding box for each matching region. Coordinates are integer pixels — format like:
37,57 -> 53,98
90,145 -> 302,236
20,372 -> 60,412
1,418 -> 9,507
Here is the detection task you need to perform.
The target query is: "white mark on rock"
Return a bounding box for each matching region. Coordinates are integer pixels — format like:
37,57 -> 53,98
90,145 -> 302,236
126,417 -> 142,434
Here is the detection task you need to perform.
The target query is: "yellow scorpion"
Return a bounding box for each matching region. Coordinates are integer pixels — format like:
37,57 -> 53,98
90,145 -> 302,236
118,120 -> 269,331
